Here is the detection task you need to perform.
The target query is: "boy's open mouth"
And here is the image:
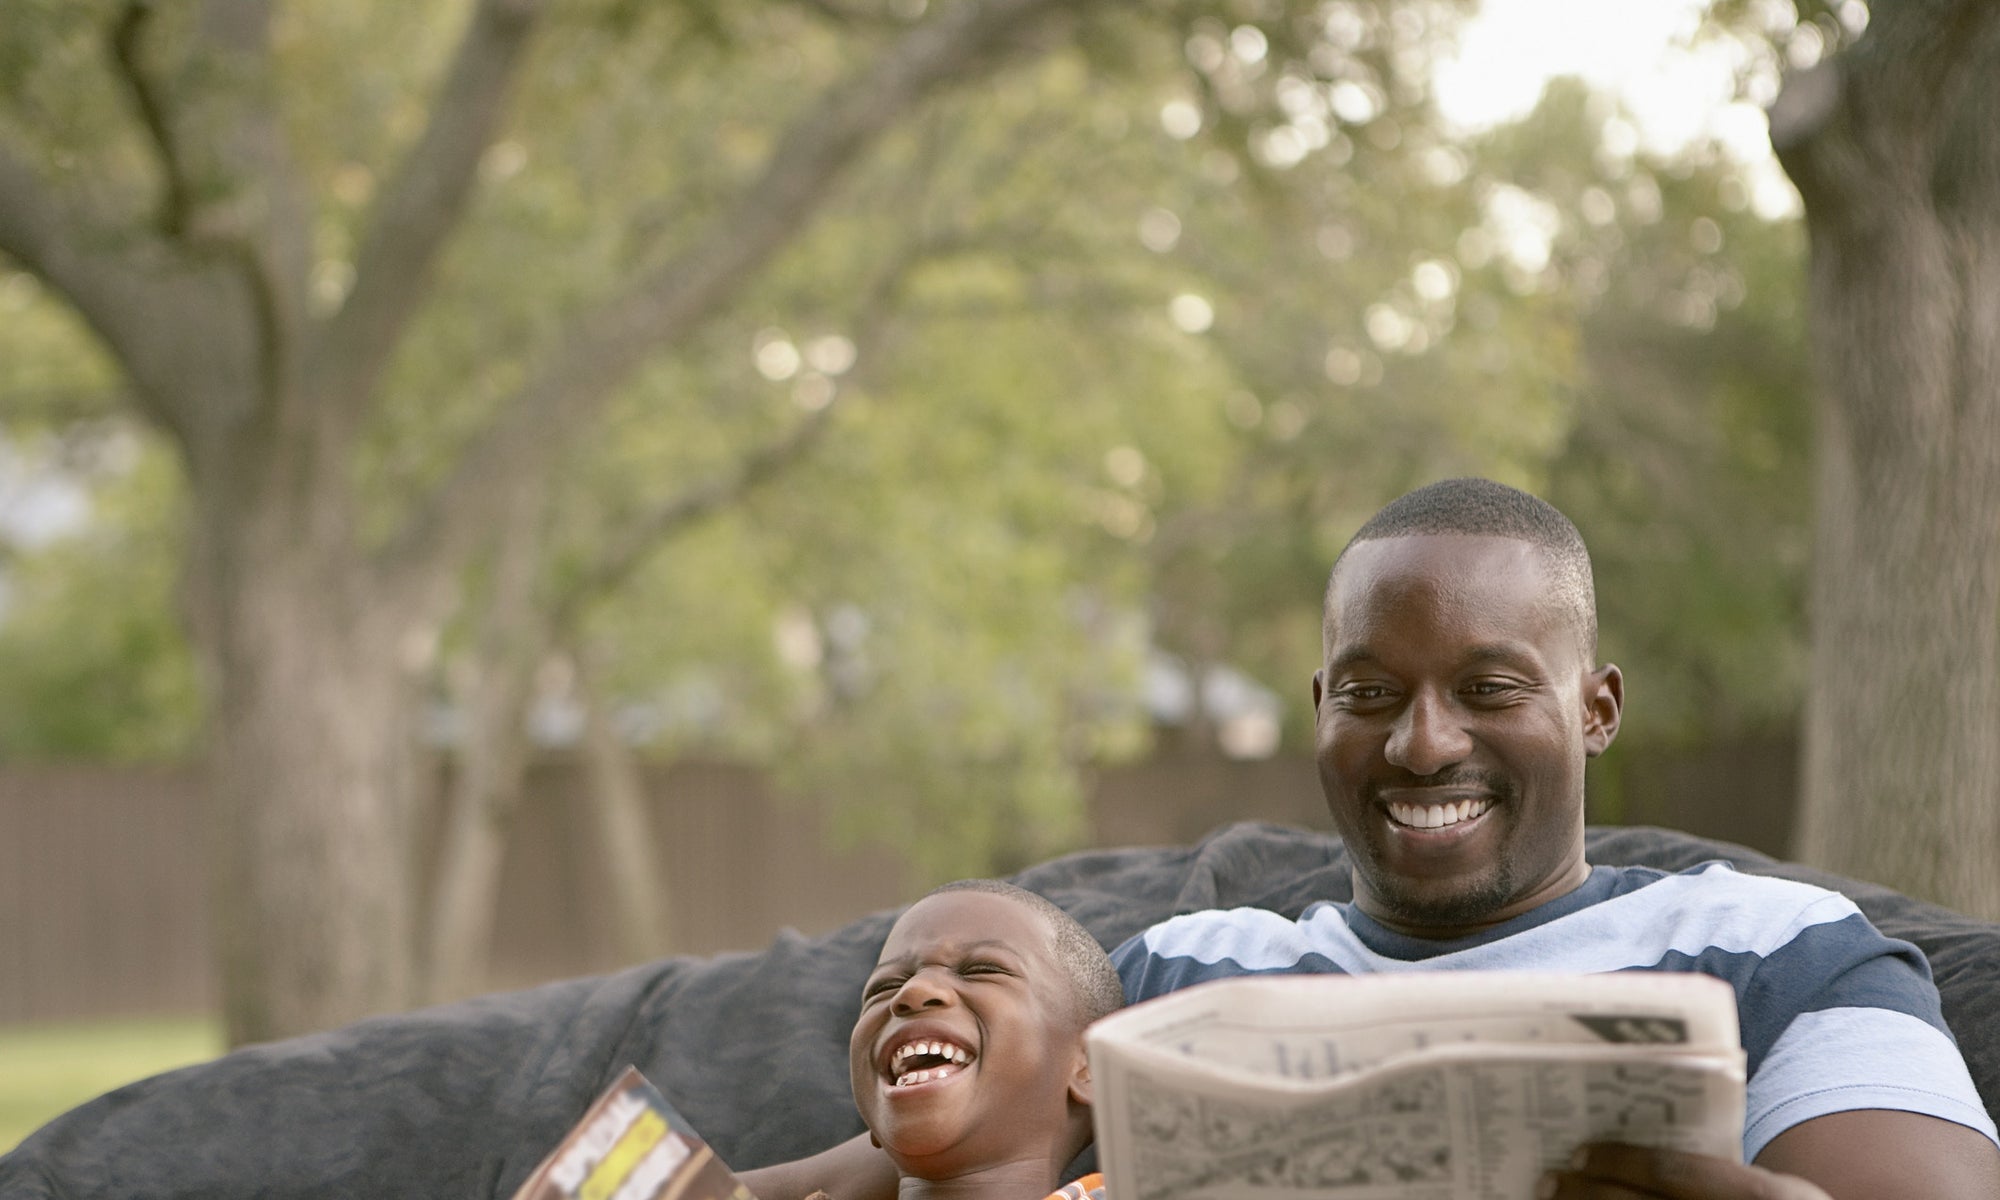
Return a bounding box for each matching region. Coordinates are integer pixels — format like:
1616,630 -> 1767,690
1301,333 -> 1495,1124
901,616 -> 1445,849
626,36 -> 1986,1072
885,1036 -> 975,1088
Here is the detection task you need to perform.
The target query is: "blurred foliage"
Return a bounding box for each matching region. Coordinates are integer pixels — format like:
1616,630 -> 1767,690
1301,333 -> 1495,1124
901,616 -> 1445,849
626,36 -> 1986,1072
0,0 -> 1816,877
0,431 -> 200,760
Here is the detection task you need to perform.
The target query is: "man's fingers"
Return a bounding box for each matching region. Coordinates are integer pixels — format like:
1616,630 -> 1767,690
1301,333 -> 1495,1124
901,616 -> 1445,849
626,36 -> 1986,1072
1543,1143 -> 1834,1200
1538,1166 -> 1657,1199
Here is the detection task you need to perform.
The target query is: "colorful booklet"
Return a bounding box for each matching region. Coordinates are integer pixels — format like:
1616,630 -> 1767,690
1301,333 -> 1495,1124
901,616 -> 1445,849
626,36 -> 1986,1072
511,1066 -> 759,1200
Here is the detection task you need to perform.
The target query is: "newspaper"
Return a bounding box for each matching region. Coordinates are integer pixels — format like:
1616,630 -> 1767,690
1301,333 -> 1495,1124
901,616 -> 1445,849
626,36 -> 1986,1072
510,1066 -> 758,1200
1085,972 -> 1746,1200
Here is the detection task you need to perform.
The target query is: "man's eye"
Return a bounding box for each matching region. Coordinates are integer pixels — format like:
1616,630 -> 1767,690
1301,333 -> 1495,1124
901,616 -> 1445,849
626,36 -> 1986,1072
1464,680 -> 1516,698
959,962 -> 1004,976
1335,684 -> 1393,704
863,977 -> 903,999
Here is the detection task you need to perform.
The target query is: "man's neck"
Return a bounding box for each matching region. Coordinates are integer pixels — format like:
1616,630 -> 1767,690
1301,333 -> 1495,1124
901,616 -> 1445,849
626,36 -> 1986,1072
895,1157 -> 1068,1200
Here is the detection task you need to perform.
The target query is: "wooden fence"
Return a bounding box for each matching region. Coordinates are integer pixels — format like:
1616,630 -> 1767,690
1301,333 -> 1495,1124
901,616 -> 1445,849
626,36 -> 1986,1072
0,740 -> 1796,1027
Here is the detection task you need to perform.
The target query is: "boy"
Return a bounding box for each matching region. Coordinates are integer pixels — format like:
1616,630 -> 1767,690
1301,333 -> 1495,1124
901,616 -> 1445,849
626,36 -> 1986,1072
843,880 -> 1123,1200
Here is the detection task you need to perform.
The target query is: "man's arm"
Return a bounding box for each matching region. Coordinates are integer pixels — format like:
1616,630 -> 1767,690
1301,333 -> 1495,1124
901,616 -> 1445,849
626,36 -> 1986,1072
738,1132 -> 900,1200
1542,1110 -> 2000,1199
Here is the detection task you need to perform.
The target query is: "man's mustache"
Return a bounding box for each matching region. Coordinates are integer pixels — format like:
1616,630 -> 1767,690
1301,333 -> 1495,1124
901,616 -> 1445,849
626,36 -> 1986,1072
1362,767 -> 1514,803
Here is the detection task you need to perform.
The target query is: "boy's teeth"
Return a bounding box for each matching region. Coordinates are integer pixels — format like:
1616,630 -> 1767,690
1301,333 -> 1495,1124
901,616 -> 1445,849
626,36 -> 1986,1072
893,1063 -> 961,1087
890,1040 -> 973,1072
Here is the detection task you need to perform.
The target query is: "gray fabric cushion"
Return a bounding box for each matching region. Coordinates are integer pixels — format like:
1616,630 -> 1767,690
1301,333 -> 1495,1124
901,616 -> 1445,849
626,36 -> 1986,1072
3,822 -> 1995,1198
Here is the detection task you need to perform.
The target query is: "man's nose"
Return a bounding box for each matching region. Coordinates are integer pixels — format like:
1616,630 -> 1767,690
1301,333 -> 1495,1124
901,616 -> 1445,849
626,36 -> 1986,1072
891,969 -> 955,1016
1385,690 -> 1471,776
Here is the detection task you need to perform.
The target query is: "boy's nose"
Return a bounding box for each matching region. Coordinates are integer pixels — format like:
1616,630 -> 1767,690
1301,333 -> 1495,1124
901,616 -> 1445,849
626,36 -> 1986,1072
891,969 -> 955,1015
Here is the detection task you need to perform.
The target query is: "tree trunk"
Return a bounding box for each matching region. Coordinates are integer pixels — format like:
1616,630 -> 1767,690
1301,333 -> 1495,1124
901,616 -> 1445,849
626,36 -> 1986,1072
1775,5 -> 2000,919
421,491 -> 552,1004
576,660 -> 669,962
0,0 -> 1134,1045
195,519 -> 425,1044
421,652 -> 540,1005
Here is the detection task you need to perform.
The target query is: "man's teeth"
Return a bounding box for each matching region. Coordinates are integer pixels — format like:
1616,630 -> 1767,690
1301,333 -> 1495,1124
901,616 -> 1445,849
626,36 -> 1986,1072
1387,797 -> 1494,829
893,1063 -> 962,1087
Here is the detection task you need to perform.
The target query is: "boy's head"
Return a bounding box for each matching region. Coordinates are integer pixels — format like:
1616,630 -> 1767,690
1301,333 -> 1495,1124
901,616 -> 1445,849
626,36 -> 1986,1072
848,880 -> 1123,1184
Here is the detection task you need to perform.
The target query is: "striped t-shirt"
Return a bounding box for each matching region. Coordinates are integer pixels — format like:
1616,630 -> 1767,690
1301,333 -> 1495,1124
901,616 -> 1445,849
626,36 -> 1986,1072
1110,861 -> 1998,1160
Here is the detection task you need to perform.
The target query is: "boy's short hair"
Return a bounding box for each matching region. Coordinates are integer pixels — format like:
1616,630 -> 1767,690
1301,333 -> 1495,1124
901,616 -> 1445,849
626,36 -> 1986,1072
925,879 -> 1124,1026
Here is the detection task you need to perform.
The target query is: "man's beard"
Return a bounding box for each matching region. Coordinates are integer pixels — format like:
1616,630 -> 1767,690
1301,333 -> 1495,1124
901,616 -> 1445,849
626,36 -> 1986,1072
1357,856 -> 1518,930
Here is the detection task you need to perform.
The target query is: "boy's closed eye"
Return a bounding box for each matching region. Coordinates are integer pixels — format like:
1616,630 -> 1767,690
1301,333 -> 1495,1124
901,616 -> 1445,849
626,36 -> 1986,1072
862,955 -> 1022,1004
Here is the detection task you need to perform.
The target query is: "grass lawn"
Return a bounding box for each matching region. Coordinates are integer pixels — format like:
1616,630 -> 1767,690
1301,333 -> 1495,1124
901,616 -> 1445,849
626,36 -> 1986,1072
0,1016 -> 223,1154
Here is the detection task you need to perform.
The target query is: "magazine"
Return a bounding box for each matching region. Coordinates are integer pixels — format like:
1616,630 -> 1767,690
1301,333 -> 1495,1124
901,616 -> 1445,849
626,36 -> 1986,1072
510,1066 -> 757,1200
1085,972 -> 1746,1200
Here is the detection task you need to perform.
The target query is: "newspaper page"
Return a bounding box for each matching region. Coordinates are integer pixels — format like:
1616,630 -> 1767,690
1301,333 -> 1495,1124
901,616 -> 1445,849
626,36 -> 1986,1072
1086,973 -> 1746,1200
510,1066 -> 758,1200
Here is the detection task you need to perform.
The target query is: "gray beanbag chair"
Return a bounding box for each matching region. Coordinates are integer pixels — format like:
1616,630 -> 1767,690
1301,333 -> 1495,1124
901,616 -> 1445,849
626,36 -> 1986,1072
4,822 -> 1996,1198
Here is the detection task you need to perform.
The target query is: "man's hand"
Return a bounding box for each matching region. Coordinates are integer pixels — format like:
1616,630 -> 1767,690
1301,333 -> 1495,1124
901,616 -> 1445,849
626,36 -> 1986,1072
1541,1111 -> 2000,1200
1538,1144 -> 1831,1199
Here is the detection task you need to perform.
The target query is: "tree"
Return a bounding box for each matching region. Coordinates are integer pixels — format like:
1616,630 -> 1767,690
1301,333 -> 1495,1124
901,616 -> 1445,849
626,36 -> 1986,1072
1498,79 -> 1814,750
3,0 -> 1882,1039
0,0 -> 1190,1043
1769,0 -> 2000,919
11,0 -> 1541,1041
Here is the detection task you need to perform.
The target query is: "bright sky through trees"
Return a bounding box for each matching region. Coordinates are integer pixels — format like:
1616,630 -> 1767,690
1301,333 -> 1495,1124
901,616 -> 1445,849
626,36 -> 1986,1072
1434,0 -> 1806,218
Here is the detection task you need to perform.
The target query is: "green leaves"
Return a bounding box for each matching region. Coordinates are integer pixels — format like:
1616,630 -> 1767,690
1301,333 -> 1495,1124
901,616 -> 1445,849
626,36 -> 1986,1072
0,0 -> 1816,875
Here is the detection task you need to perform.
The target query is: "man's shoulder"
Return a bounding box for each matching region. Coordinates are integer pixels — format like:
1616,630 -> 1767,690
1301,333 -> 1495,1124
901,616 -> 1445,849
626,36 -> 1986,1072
1523,859 -> 1893,980
1110,902 -> 1354,999
1116,902 -> 1331,955
1599,860 -> 1868,937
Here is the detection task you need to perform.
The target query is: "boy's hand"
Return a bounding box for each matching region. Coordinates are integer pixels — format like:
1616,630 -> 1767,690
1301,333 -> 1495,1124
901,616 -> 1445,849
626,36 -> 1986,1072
1538,1144 -> 1832,1200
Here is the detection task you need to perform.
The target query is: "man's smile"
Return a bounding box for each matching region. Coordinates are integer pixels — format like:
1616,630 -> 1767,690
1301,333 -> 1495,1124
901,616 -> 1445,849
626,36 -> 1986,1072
1368,769 -> 1509,838
1383,795 -> 1494,830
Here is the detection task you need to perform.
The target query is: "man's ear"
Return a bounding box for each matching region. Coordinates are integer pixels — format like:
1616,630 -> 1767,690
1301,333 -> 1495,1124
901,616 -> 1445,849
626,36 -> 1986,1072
1582,663 -> 1623,757
1067,1042 -> 1093,1108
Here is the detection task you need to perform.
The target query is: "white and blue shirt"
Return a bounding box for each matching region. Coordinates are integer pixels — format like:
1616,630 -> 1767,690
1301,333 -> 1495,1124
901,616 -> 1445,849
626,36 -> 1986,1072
1110,861 -> 1999,1160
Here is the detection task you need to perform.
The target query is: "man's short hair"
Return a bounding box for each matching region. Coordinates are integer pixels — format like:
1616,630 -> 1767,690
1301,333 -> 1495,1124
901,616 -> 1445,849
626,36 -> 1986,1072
925,879 -> 1125,1026
1331,477 -> 1598,654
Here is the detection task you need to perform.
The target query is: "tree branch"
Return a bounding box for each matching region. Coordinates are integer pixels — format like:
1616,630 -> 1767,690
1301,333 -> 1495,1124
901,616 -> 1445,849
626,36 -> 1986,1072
545,221 -> 937,628
1765,58 -> 1841,164
109,1 -> 195,237
378,0 -> 1098,601
144,0 -> 311,425
790,0 -> 897,25
310,0 -> 548,418
0,385 -> 135,427
548,404 -> 838,631
0,142 -> 187,434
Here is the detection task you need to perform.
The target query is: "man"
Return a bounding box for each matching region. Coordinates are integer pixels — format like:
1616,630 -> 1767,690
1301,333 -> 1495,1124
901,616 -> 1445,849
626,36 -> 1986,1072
1112,477 -> 2000,1199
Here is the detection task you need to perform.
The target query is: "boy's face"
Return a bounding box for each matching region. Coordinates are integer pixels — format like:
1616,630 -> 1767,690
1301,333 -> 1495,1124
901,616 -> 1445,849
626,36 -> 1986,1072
849,891 -> 1091,1180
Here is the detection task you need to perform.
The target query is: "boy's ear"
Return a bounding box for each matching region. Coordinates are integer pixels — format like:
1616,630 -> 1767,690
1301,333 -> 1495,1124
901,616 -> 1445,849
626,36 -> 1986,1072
1067,1042 -> 1093,1108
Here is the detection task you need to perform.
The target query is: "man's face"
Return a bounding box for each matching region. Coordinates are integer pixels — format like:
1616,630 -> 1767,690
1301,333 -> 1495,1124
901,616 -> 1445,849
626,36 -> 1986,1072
1312,534 -> 1621,937
849,891 -> 1089,1180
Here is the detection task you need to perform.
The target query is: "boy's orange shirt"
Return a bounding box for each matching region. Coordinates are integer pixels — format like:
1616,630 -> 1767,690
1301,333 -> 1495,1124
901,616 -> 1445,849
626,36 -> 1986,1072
1044,1172 -> 1103,1200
